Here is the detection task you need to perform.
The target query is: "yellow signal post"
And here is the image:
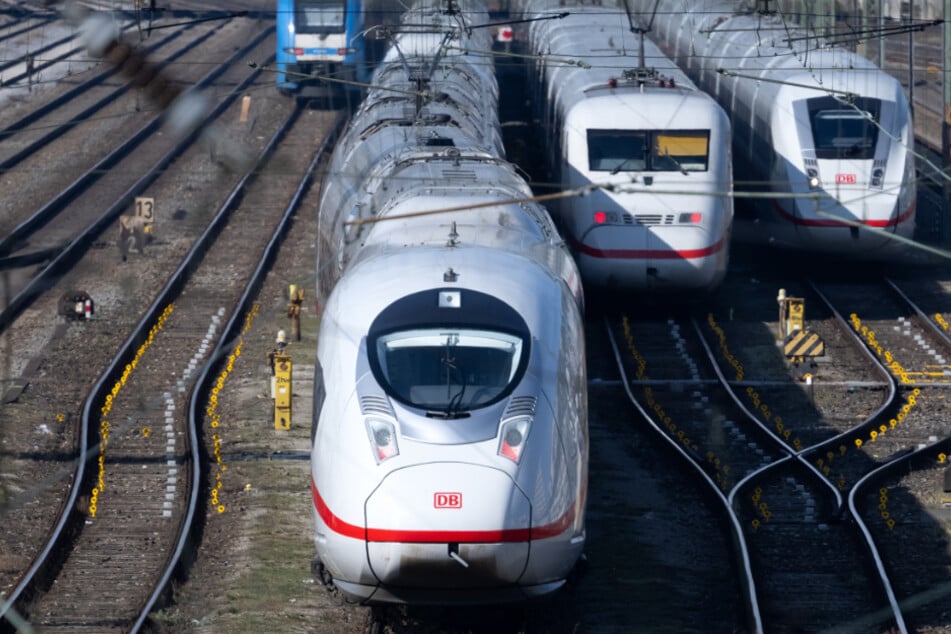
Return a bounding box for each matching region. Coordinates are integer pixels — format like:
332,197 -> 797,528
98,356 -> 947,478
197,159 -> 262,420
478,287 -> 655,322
273,354 -> 292,430
776,288 -> 804,340
777,288 -> 824,373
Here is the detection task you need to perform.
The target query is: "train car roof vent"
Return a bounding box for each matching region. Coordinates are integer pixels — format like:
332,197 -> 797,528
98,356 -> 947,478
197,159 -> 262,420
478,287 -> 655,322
424,135 -> 454,147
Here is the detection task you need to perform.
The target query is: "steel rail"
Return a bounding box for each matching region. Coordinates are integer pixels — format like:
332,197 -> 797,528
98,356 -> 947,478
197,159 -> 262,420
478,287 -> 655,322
0,22 -> 216,172
0,87 -> 307,634
0,53 -> 275,337
0,26 -> 270,258
805,280 -> 909,633
603,317 -> 764,634
134,108 -> 348,632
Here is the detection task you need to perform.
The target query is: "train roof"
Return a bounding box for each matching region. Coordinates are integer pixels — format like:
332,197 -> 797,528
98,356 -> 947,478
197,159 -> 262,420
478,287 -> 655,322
359,190 -> 557,248
654,0 -> 903,89
560,89 -> 729,131
519,1 -> 722,121
380,0 -> 493,63
328,244 -> 569,335
692,9 -> 908,104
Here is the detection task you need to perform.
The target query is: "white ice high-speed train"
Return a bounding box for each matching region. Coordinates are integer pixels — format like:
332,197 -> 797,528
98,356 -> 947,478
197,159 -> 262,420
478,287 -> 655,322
518,0 -> 733,292
632,0 -> 915,256
311,0 -> 588,607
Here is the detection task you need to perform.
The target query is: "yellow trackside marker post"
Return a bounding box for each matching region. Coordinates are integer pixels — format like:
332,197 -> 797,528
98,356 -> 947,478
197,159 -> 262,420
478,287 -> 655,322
777,289 -> 805,340
240,95 -> 251,123
274,354 -> 292,430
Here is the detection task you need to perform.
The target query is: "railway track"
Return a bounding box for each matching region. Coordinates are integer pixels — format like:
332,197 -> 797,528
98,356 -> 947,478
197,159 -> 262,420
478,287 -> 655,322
606,310 -> 894,632
0,18 -> 224,188
1,101 -> 345,630
593,260 -> 951,632
2,3 -> 949,632
809,277 -> 951,632
0,4 -> 347,628
0,21 -> 273,316
599,311 -> 749,631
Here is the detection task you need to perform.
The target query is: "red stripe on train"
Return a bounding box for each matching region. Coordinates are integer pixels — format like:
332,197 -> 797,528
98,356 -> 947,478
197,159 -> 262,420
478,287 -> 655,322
771,199 -> 916,228
311,477 -> 576,543
573,235 -> 727,259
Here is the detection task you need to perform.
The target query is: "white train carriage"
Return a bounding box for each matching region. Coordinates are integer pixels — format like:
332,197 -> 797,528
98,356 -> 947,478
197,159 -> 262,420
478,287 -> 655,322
638,0 -> 916,256
519,0 -> 733,292
312,0 -> 588,606
317,4 -> 502,300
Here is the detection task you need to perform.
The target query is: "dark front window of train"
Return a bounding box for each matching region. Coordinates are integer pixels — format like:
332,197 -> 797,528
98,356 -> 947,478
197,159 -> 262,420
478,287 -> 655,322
808,96 -> 880,160
373,329 -> 526,414
296,1 -> 346,33
587,129 -> 709,172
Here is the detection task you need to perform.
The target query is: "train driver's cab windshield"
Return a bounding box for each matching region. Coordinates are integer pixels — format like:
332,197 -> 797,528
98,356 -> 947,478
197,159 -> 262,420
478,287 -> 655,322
808,96 -> 880,160
373,329 -> 526,415
296,1 -> 346,33
587,129 -> 709,173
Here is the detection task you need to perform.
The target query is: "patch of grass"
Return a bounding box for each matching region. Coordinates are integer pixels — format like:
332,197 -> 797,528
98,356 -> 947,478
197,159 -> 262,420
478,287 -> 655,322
204,468 -> 320,632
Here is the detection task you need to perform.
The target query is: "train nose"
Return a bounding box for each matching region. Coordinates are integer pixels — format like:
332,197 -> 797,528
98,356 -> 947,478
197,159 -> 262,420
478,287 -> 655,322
365,462 -> 532,588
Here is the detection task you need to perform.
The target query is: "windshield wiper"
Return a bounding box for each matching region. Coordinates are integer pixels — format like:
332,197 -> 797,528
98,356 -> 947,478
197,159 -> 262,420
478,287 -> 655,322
661,150 -> 690,175
610,156 -> 642,175
425,409 -> 471,420
440,335 -> 467,416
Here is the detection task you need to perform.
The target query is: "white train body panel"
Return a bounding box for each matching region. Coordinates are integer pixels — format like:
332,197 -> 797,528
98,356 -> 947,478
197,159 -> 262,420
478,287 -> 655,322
518,0 -> 732,292
636,0 -> 915,256
312,0 -> 587,606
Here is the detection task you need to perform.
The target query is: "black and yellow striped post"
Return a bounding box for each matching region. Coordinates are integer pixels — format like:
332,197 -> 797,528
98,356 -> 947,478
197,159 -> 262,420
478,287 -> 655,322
784,329 -> 825,364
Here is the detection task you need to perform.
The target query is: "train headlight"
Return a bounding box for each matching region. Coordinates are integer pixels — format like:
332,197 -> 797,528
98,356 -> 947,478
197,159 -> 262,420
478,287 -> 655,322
870,168 -> 884,189
806,168 -> 821,190
366,419 -> 399,464
283,47 -> 304,56
498,416 -> 532,464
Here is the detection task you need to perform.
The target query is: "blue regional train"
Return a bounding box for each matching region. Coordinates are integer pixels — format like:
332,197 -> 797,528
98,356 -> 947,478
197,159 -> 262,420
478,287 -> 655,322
275,0 -> 371,99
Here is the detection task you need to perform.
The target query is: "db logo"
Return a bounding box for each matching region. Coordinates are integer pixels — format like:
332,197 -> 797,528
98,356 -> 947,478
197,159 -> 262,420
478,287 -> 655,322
835,173 -> 857,184
434,492 -> 462,509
